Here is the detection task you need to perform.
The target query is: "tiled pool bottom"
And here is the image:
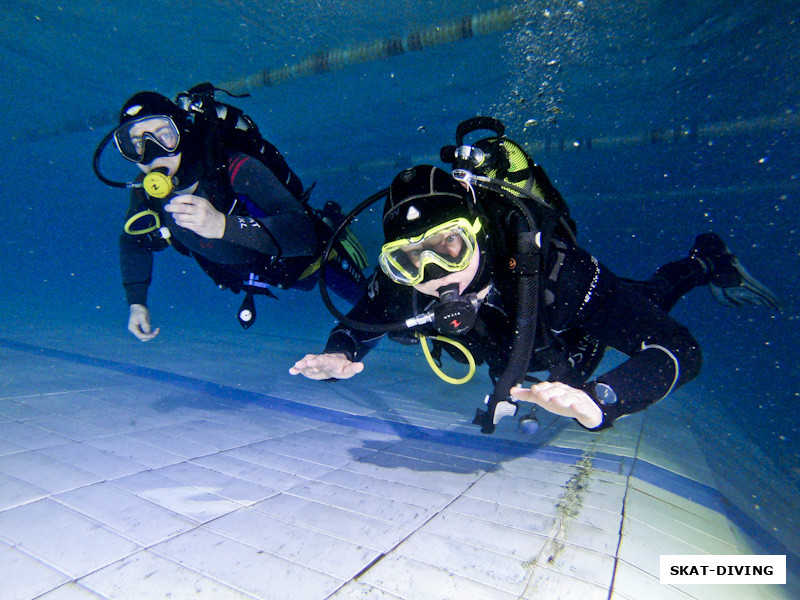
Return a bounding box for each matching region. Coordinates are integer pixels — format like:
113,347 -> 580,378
0,332 -> 796,600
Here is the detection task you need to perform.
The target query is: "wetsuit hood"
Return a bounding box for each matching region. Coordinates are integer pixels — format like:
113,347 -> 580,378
118,91 -> 204,186
383,165 -> 476,242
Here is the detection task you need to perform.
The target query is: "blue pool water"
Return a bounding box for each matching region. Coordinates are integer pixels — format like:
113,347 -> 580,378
2,0 -> 799,547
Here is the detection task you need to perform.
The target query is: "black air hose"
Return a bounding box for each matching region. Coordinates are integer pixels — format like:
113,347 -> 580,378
474,220 -> 541,433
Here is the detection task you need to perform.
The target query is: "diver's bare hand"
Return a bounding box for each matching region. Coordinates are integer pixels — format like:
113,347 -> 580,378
511,380 -> 603,429
289,353 -> 364,380
128,304 -> 160,342
165,194 -> 226,239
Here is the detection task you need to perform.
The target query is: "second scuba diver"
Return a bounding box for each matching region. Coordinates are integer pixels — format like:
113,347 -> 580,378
290,118 -> 780,433
94,84 -> 368,340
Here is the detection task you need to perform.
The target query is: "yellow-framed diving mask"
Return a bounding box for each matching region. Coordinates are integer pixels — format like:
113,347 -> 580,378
378,217 -> 482,286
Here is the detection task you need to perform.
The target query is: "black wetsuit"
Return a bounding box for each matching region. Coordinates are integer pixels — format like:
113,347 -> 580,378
323,231 -> 706,431
120,153 -> 365,306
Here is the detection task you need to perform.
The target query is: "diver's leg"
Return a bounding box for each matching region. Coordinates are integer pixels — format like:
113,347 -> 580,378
622,257 -> 706,313
627,233 -> 781,312
690,233 -> 781,310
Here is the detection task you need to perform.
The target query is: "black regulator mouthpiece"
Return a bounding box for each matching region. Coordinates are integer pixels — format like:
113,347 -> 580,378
432,283 -> 479,336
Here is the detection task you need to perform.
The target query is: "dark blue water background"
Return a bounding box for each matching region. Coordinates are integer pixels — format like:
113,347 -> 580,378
1,0 -> 798,492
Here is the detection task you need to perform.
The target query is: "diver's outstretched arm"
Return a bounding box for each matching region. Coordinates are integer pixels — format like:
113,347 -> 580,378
128,304 -> 160,342
511,381 -> 603,429
289,353 -> 364,380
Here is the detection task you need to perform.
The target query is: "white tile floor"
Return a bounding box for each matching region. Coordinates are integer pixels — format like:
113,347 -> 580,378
0,325 -> 797,600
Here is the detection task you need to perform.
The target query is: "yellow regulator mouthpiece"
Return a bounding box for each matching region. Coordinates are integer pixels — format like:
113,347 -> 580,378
142,170 -> 174,199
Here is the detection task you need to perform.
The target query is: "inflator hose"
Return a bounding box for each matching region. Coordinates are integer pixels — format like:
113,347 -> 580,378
474,223 -> 541,433
93,128 -> 129,189
317,187 -> 413,333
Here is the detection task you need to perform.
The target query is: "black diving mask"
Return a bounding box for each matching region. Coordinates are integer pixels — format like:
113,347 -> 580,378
94,126 -> 181,195
113,115 -> 182,164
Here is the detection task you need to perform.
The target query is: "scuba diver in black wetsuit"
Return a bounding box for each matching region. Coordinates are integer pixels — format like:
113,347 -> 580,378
290,118 -> 780,434
93,85 -> 368,340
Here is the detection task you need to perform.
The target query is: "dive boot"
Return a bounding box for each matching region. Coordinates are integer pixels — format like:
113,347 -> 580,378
690,233 -> 781,310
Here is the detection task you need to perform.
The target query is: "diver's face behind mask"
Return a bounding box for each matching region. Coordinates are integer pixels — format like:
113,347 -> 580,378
379,217 -> 482,287
113,120 -> 182,200
115,115 -> 181,163
412,244 -> 481,298
113,116 -> 184,181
